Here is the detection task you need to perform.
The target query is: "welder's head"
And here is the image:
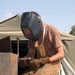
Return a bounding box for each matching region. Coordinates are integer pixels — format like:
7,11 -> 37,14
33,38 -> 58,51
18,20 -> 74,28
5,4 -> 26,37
21,11 -> 42,41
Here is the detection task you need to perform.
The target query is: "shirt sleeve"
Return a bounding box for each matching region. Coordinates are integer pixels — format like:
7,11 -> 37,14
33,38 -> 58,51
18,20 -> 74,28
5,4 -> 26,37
48,26 -> 63,48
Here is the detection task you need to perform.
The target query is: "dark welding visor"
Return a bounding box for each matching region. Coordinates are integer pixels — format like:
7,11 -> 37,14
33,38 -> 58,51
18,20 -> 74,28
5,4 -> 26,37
21,12 -> 42,41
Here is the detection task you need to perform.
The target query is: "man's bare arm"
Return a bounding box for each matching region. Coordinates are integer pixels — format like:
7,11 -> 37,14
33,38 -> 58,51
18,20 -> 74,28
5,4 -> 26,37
49,46 -> 64,62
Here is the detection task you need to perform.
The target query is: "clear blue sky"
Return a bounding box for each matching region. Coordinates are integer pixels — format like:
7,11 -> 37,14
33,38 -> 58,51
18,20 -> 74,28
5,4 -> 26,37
0,0 -> 75,33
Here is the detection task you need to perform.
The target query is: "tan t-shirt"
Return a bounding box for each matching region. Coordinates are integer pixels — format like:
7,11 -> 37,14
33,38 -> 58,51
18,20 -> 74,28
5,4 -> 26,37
28,24 -> 63,57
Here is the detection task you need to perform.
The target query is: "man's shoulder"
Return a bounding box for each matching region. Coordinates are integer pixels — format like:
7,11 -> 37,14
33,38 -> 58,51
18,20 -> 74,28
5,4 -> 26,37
43,23 -> 58,30
43,23 -> 60,33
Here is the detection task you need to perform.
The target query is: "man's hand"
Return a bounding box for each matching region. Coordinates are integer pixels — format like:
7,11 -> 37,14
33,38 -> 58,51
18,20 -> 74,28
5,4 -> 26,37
18,57 -> 31,68
40,57 -> 50,65
28,57 -> 50,71
28,59 -> 40,71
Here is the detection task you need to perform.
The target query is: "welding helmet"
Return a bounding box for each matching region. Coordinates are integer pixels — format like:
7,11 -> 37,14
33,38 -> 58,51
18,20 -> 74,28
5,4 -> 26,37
21,11 -> 42,41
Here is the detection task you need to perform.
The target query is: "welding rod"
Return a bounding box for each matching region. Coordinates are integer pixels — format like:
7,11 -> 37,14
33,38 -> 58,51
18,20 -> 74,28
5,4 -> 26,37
19,57 -> 32,61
